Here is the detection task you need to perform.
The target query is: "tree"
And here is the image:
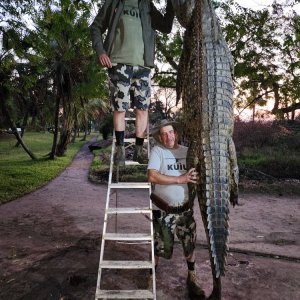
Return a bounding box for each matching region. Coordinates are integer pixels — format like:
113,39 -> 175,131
0,59 -> 37,159
219,0 -> 300,120
153,0 -> 300,120
31,0 -> 107,157
74,54 -> 109,142
0,0 -> 39,159
150,87 -> 177,122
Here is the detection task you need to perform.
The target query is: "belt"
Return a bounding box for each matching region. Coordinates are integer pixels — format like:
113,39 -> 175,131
150,193 -> 191,214
167,202 -> 191,214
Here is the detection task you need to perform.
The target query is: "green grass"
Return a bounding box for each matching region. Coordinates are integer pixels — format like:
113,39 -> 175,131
238,145 -> 300,179
89,148 -> 110,170
0,132 -> 91,204
234,120 -> 300,180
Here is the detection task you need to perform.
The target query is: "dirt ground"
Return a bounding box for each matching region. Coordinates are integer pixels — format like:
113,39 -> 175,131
0,140 -> 299,300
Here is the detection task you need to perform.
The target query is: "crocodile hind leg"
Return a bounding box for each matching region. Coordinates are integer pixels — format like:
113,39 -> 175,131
199,205 -> 222,300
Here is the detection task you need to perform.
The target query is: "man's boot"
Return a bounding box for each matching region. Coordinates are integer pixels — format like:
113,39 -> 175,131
133,144 -> 148,164
114,145 -> 125,166
186,271 -> 205,298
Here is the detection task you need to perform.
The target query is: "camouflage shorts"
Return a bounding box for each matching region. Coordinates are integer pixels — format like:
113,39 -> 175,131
153,209 -> 197,259
108,63 -> 151,111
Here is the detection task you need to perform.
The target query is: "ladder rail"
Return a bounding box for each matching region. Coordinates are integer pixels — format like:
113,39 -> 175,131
95,113 -> 156,300
96,129 -> 115,293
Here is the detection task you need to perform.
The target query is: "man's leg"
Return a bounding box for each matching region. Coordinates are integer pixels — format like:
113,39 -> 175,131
113,111 -> 126,165
185,252 -> 205,298
185,251 -> 196,274
135,109 -> 148,139
108,64 -> 132,165
177,211 -> 205,298
113,111 -> 126,132
131,65 -> 150,163
133,109 -> 148,163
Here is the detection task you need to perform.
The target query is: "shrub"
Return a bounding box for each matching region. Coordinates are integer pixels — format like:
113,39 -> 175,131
99,115 -> 113,140
234,120 -> 300,179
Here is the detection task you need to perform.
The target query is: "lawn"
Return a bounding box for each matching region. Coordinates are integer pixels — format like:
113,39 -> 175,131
0,132 -> 92,204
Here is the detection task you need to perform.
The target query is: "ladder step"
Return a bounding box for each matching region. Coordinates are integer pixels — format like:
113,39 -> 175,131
109,182 -> 150,189
124,138 -> 135,143
96,289 -> 153,299
124,138 -> 148,143
107,207 -> 151,214
104,233 -> 152,241
113,137 -> 149,143
100,260 -> 152,269
125,160 -> 147,166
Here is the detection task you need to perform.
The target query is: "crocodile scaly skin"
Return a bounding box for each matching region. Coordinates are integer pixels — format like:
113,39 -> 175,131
174,0 -> 239,280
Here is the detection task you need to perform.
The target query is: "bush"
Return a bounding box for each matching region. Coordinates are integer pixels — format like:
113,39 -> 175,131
99,115 -> 113,140
234,120 -> 300,179
234,120 -> 278,151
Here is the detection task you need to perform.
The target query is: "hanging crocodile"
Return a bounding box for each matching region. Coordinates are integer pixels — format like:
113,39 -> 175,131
171,0 -> 239,299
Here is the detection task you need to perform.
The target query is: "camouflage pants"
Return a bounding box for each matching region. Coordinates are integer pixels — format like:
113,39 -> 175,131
153,209 -> 197,259
108,63 -> 151,111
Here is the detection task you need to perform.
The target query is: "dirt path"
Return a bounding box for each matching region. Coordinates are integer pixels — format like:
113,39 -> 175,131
0,140 -> 299,300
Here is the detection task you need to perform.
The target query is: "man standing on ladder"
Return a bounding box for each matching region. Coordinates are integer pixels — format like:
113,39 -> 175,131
148,119 -> 205,298
91,0 -> 174,165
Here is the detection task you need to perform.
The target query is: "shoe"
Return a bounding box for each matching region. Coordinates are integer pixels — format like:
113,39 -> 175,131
114,145 -> 125,166
133,145 -> 148,164
186,271 -> 205,297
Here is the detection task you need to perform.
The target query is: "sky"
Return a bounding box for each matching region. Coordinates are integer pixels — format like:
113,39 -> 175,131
233,0 -> 299,120
235,0 -> 300,12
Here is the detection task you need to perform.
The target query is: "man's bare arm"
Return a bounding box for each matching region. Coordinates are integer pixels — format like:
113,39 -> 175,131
148,168 -> 198,185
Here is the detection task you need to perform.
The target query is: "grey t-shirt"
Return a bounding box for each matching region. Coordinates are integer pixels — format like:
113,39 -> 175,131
110,0 -> 144,66
148,144 -> 188,206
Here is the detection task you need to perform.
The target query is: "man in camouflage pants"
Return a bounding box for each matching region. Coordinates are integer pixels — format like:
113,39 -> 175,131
148,119 -> 205,298
90,0 -> 174,165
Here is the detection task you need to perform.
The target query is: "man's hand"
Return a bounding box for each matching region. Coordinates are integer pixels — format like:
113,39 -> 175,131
98,53 -> 112,68
178,168 -> 199,184
148,168 -> 199,185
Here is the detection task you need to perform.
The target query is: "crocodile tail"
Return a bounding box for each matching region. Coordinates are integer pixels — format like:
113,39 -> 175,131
202,141 -> 231,278
207,196 -> 230,277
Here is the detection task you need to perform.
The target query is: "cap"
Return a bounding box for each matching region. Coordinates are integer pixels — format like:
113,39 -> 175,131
151,119 -> 182,143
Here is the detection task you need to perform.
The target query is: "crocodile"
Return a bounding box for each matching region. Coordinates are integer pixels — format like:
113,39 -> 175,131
171,0 -> 239,299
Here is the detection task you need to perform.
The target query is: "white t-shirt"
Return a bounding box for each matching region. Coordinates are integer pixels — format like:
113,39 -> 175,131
148,144 -> 188,206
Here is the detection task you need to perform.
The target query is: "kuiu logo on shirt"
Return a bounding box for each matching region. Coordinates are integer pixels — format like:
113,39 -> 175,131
123,6 -> 140,19
167,158 -> 187,171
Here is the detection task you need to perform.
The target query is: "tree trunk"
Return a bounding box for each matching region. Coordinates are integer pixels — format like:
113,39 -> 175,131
71,106 -> 78,143
252,104 -> 255,122
15,109 -> 29,147
50,91 -> 61,159
271,82 -> 285,119
0,92 -> 36,160
80,97 -> 88,141
12,127 -> 36,160
56,128 -> 71,156
56,95 -> 74,156
81,127 -> 87,141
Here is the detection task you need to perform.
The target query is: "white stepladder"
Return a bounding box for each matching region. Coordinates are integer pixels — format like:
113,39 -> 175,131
95,116 -> 156,300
